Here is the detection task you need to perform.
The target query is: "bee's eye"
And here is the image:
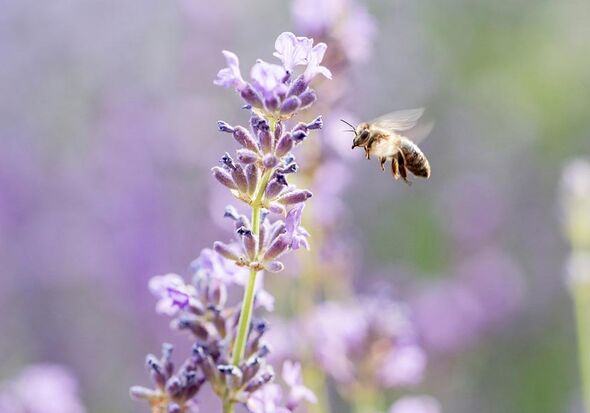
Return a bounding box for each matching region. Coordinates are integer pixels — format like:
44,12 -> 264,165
359,130 -> 370,143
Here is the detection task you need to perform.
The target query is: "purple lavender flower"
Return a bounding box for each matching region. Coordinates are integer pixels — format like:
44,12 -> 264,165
251,60 -> 288,99
377,344 -> 426,388
412,248 -> 523,353
273,32 -> 313,73
149,273 -> 197,316
0,364 -> 86,413
281,361 -> 317,409
134,31 -> 323,413
284,204 -> 310,250
214,50 -> 247,90
215,32 -> 330,118
247,384 -> 290,413
389,396 -> 442,413
305,297 -> 424,389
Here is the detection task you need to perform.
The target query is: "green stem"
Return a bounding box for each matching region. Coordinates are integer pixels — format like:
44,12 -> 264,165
232,267 -> 259,366
223,397 -> 233,413
232,168 -> 273,365
224,165 -> 274,412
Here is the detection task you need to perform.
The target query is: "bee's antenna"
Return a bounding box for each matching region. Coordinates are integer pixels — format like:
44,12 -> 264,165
340,119 -> 356,134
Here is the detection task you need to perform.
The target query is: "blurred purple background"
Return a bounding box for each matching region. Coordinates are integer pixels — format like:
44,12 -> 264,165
1,0 -> 589,412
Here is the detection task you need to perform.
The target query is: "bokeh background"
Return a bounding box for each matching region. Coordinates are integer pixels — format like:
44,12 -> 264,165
1,0 -> 589,412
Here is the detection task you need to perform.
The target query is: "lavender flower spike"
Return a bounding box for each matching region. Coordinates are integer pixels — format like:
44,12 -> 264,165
135,31 -> 325,413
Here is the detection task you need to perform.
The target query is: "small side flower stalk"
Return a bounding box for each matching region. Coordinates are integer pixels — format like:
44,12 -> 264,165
131,32 -> 329,413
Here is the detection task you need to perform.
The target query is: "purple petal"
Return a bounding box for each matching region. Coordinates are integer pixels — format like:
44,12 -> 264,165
214,50 -> 247,90
273,32 -> 313,72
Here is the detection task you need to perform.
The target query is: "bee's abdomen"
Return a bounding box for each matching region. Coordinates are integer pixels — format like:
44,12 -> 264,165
400,139 -> 431,178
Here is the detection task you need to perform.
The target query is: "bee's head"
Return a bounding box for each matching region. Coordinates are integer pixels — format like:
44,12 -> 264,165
352,123 -> 370,149
341,119 -> 370,150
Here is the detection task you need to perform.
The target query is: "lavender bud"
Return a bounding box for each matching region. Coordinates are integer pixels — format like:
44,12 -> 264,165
307,115 -> 323,130
258,344 -> 271,358
253,320 -> 269,334
184,377 -> 206,400
246,164 -> 259,196
265,261 -> 284,273
262,234 -> 290,261
218,365 -> 243,390
291,129 -> 307,143
236,148 -> 259,164
238,227 -> 257,260
275,132 -> 294,158
166,377 -> 183,398
258,129 -> 274,154
212,167 -> 238,190
250,115 -> 269,132
162,343 -> 174,377
277,190 -> 313,205
242,357 -> 261,383
129,386 -> 157,401
249,115 -> 261,131
279,162 -> 298,174
208,280 -> 227,308
287,74 -> 307,96
231,164 -> 248,193
274,121 -> 283,143
220,152 -> 236,170
233,126 -> 259,152
213,242 -> 240,261
265,95 -> 280,112
212,309 -> 227,337
263,154 -> 279,169
192,345 -> 219,384
224,205 -> 239,220
235,214 -> 251,230
280,96 -> 301,115
299,89 -> 317,108
146,355 -> 167,388
240,84 -> 264,109
168,403 -> 182,413
267,221 -> 286,242
244,371 -> 274,393
177,316 -> 209,340
217,120 -> 235,133
268,202 -> 286,215
292,122 -> 308,133
264,175 -> 287,200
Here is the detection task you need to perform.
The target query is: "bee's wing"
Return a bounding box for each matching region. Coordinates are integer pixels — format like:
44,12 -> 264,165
371,108 -> 425,132
371,108 -> 433,144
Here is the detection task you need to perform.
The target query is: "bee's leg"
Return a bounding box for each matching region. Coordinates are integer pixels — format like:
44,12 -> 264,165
394,156 -> 400,178
379,157 -> 386,171
397,152 -> 412,185
364,146 -> 371,160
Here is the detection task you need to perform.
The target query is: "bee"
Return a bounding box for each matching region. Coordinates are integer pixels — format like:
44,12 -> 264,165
342,108 -> 431,185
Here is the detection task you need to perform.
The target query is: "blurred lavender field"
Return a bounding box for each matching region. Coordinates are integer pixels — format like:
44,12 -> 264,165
1,0 -> 589,412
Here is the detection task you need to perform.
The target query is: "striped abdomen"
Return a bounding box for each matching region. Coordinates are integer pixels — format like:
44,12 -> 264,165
400,138 -> 431,178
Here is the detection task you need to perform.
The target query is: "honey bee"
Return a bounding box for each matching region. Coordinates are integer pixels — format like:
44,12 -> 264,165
342,108 -> 431,185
